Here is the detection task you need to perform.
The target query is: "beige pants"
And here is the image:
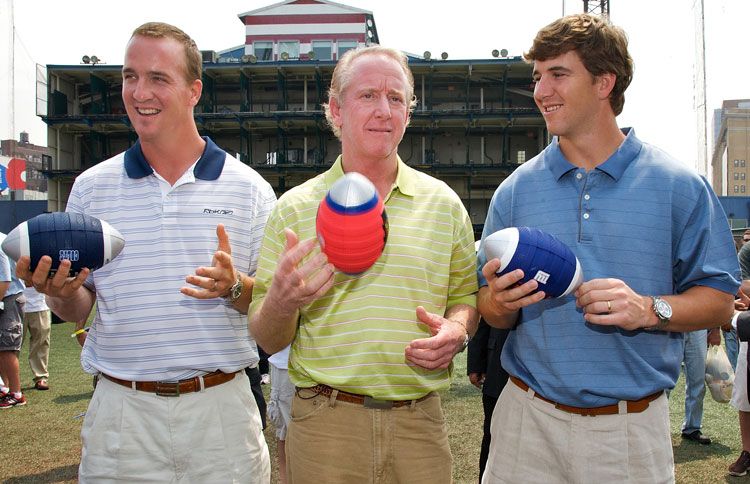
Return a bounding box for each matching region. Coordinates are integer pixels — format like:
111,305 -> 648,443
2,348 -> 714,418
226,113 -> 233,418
482,379 -> 674,484
22,310 -> 50,381
79,372 -> 270,483
287,389 -> 451,483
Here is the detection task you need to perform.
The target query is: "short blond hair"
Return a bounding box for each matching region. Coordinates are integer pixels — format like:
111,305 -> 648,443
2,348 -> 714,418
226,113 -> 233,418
131,22 -> 202,84
323,46 -> 418,138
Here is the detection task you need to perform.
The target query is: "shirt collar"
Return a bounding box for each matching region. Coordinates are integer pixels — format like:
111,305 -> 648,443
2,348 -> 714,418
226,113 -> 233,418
325,155 -> 417,197
123,136 -> 226,181
546,127 -> 642,181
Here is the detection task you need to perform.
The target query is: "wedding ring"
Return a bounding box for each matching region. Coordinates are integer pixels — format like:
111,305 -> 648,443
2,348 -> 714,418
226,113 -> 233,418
606,300 -> 612,313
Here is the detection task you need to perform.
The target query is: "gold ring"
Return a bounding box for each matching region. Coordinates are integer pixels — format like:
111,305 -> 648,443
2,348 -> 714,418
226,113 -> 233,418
606,300 -> 612,313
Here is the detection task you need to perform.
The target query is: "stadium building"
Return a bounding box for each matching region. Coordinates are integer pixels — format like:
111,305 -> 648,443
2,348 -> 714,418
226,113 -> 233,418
40,0 -> 546,234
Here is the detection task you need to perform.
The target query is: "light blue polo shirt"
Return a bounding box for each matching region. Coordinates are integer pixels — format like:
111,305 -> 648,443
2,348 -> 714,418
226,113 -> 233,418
477,128 -> 741,407
66,137 -> 276,381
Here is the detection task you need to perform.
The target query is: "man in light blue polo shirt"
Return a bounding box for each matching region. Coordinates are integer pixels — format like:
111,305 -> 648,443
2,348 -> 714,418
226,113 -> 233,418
17,23 -> 273,482
477,14 -> 740,483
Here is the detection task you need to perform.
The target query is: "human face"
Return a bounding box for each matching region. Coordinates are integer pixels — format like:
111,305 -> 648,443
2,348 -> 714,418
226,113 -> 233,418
122,35 -> 201,144
329,54 -> 410,164
532,50 -> 609,140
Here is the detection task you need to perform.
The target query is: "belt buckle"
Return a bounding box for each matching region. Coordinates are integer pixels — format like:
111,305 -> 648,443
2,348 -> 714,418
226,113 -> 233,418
155,381 -> 180,397
363,396 -> 394,409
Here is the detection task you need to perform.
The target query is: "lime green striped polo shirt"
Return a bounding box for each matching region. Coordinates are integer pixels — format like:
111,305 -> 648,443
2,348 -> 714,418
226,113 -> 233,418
250,156 -> 478,400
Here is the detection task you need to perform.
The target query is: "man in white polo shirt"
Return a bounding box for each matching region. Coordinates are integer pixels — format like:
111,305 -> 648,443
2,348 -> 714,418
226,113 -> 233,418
17,22 -> 273,482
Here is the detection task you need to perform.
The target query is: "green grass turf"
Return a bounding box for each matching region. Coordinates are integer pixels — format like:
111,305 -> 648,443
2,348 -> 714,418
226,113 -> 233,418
0,323 -> 743,483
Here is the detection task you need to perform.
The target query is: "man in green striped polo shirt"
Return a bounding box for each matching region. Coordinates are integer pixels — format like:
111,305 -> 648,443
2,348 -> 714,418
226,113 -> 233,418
249,45 -> 479,483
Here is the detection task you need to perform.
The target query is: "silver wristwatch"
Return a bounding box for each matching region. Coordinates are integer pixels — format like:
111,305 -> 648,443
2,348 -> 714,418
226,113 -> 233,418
224,274 -> 244,303
646,296 -> 672,331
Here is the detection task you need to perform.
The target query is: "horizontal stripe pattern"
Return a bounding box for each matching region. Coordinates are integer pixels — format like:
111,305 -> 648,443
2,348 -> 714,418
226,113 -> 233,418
477,129 -> 741,407
250,156 -> 477,400
68,148 -> 276,381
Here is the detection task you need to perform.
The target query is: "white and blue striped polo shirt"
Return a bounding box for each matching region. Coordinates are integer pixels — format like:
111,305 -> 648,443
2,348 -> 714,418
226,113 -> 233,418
67,137 -> 276,381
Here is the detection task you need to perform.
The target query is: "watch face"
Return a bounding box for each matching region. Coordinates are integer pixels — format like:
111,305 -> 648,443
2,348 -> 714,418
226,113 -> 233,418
656,299 -> 672,319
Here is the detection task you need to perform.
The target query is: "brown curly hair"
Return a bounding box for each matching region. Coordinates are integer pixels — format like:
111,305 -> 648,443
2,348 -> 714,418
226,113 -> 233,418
524,13 -> 633,116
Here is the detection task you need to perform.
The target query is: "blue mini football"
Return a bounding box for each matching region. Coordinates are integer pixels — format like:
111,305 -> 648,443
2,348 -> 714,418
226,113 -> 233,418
1,212 -> 125,276
483,226 -> 583,298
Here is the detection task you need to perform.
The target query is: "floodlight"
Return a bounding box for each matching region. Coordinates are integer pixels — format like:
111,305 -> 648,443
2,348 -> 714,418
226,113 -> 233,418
367,29 -> 374,39
241,54 -> 251,63
248,54 -> 257,64
280,51 -> 289,61
500,49 -> 509,57
441,52 -> 448,60
82,55 -> 91,64
90,55 -> 100,65
308,50 -> 316,60
424,51 -> 431,60
492,49 -> 500,58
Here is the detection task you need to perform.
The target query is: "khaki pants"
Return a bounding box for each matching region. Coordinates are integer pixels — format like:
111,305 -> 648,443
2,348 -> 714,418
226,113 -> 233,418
287,389 -> 452,483
22,310 -> 50,381
482,379 -> 674,484
79,372 -> 270,483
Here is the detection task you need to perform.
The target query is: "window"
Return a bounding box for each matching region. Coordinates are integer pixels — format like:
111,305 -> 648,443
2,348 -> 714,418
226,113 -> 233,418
254,41 -> 273,61
743,160 -> 747,167
279,41 -> 300,60
743,173 -> 747,180
312,40 -> 332,60
743,185 -> 747,193
735,185 -> 740,193
516,150 -> 526,164
735,172 -> 741,180
735,160 -> 740,167
337,41 -> 358,58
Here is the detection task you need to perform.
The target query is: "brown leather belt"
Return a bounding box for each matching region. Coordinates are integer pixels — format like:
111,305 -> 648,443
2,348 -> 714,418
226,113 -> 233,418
299,384 -> 432,409
102,370 -> 240,397
510,376 -> 663,416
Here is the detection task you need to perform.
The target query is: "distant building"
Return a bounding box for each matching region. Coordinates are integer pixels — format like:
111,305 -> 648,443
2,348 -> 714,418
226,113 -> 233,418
1,131 -> 50,201
711,99 -> 750,198
39,0 -> 544,231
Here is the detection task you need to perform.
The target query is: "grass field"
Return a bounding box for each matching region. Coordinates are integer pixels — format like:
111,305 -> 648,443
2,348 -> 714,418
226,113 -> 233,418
0,322 -> 744,483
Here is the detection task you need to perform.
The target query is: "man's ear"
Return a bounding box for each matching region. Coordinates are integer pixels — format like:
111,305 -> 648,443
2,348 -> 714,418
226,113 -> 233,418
189,79 -> 203,107
329,96 -> 343,129
597,72 -> 616,101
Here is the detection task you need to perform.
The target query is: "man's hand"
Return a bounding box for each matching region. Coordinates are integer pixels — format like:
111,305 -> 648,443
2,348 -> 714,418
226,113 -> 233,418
263,229 -> 335,320
575,278 -> 650,331
478,258 -> 545,328
469,372 -> 485,389
16,255 -> 90,299
405,306 -> 468,370
707,327 -> 721,346
181,224 -> 237,299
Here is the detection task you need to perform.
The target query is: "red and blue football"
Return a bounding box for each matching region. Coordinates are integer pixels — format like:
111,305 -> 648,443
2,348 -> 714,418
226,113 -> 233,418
1,212 -> 125,276
316,173 -> 388,275
483,226 -> 583,298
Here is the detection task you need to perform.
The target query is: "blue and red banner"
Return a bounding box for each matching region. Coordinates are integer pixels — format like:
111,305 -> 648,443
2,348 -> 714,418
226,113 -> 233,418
0,156 -> 26,194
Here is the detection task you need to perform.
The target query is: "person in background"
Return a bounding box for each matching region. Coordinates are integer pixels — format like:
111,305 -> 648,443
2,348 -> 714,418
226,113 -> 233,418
248,45 -> 478,483
21,286 -> 51,391
477,13 -> 739,482
678,328 -> 719,445
0,232 -> 27,408
467,318 -> 509,482
267,344 -> 293,484
17,22 -> 273,482
728,251 -> 750,476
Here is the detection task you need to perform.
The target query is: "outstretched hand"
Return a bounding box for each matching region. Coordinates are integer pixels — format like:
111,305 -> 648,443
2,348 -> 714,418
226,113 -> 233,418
262,229 -> 335,319
181,224 -> 238,299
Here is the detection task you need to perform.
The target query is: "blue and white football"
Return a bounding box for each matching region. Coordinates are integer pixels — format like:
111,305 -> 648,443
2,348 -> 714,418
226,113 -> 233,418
483,226 -> 583,298
1,212 -> 125,276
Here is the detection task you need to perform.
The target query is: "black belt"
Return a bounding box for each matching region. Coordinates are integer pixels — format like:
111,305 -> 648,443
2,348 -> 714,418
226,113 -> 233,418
297,384 -> 432,409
